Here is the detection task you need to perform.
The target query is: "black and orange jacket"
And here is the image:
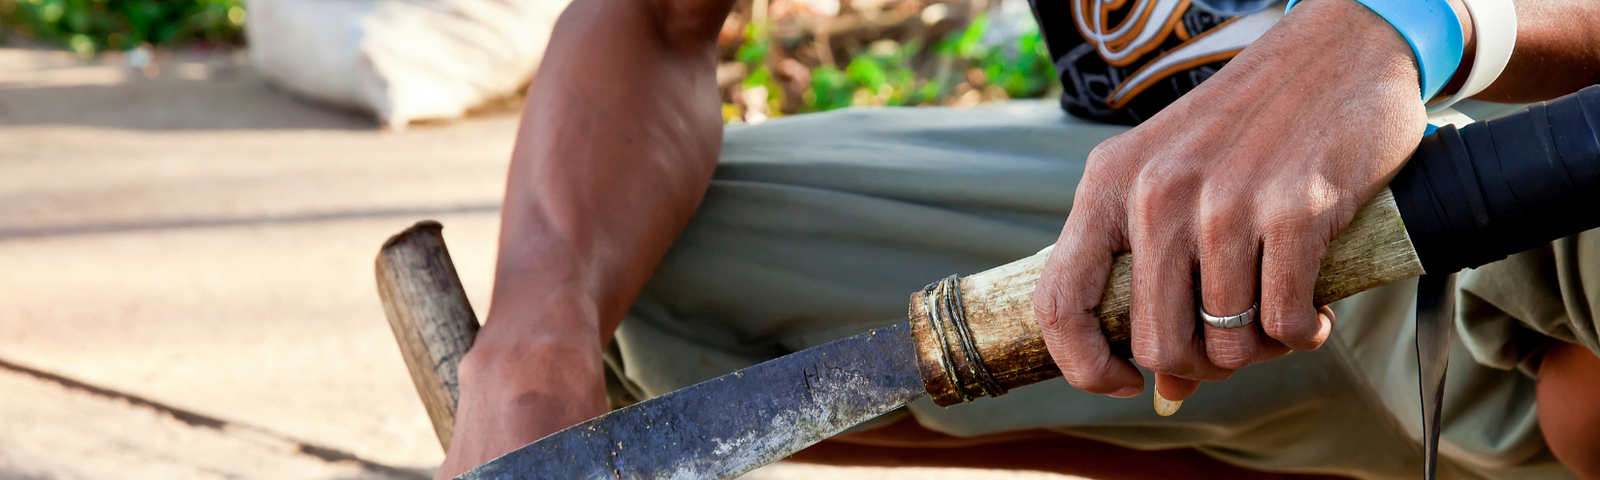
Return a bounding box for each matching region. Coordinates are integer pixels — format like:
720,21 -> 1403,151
1032,0 -> 1282,124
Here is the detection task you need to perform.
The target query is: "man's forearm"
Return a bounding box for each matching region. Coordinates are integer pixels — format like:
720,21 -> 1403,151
436,0 -> 735,475
1474,0 -> 1600,102
480,0 -> 731,356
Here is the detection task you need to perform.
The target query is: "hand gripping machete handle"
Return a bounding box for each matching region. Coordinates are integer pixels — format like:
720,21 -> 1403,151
912,85 -> 1600,406
375,221 -> 480,450
909,190 -> 1424,405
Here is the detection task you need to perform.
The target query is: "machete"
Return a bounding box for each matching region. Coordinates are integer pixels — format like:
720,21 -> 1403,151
376,85 -> 1600,479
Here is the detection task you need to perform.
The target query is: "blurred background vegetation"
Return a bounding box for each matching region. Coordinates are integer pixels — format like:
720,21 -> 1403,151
715,0 -> 1056,123
0,0 -> 244,57
0,0 -> 1054,122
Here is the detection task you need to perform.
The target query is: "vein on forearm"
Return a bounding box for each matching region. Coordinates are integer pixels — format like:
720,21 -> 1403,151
487,0 -> 726,347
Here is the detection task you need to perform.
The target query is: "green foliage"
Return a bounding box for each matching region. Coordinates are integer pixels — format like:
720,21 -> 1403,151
828,38 -> 932,109
939,13 -> 1056,98
735,23 -> 769,64
806,66 -> 853,112
737,23 -> 785,115
731,10 -> 1055,122
1,0 -> 245,56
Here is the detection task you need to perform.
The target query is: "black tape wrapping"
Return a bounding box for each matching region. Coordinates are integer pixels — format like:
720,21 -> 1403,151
1392,85 -> 1600,274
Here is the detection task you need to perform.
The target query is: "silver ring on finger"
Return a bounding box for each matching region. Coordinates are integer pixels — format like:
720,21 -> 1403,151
1200,303 -> 1258,329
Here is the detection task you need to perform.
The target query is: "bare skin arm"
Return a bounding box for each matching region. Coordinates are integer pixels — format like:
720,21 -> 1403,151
435,0 -> 736,476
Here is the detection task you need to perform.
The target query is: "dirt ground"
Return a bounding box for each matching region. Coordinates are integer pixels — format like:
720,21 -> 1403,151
0,47 -> 1080,480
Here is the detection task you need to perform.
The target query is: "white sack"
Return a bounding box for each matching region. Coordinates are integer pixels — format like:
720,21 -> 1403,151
247,0 -> 572,128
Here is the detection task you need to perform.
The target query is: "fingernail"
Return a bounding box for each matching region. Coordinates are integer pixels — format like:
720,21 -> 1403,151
1154,391 -> 1183,416
1110,386 -> 1142,398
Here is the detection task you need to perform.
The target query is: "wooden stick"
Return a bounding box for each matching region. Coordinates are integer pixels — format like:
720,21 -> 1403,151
375,221 -> 480,451
910,189 -> 1426,406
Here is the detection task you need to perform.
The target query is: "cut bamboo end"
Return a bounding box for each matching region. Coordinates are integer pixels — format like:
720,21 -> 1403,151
375,221 -> 481,451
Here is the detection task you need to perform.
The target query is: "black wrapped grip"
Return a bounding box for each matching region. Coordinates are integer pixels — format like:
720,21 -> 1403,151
1392,85 -> 1600,274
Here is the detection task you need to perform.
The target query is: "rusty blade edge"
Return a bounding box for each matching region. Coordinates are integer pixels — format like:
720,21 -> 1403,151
460,322 -> 926,480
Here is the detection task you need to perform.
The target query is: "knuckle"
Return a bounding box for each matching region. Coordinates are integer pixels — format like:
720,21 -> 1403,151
1326,197 -> 1361,226
1258,195 -> 1338,247
1064,199 -> 1119,240
1091,132 -> 1136,161
1072,168 -> 1117,200
1197,179 -> 1248,212
1068,184 -> 1127,235
1059,355 -> 1120,393
1205,337 -> 1256,370
1210,352 -> 1253,370
1130,163 -> 1200,225
1259,205 -> 1311,239
1129,197 -> 1175,235
1259,190 -> 1313,219
1262,311 -> 1326,350
1260,312 -> 1299,339
1085,139 -> 1138,182
1129,184 -> 1160,216
1033,281 -> 1099,336
1132,347 -> 1185,376
1260,222 -> 1324,259
1032,283 -> 1070,333
1087,140 -> 1120,164
1198,188 -> 1249,243
1134,159 -> 1199,195
1134,330 -> 1234,380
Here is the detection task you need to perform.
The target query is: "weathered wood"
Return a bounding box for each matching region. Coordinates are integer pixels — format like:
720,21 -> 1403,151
375,221 -> 480,451
912,189 -> 1425,406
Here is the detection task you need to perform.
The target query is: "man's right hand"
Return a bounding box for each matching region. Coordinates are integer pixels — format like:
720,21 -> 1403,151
434,335 -> 609,479
1033,0 -> 1429,405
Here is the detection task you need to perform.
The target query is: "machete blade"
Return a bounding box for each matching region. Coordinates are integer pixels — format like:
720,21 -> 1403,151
1415,273 -> 1455,480
460,322 -> 925,480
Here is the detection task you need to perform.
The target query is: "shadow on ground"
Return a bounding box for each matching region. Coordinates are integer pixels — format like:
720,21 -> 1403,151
0,469 -> 52,480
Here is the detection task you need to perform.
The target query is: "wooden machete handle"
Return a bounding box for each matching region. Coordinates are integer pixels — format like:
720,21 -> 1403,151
909,189 -> 1426,406
375,221 -> 480,451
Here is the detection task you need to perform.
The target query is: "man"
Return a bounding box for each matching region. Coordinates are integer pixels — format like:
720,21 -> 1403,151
435,0 -> 1600,477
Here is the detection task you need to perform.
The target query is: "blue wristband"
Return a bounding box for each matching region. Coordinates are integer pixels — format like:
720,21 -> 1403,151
1285,0 -> 1464,101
